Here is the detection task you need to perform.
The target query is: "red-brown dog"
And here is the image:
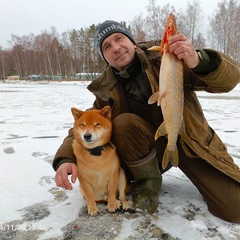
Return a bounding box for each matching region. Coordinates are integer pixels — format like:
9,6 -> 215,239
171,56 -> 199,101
71,106 -> 130,216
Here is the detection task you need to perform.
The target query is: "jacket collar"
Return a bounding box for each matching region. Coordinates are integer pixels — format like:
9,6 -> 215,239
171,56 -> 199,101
87,44 -> 160,98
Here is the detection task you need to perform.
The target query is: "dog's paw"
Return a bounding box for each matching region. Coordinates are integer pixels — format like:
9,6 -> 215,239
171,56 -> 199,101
107,199 -> 121,212
87,204 -> 98,216
121,200 -> 131,210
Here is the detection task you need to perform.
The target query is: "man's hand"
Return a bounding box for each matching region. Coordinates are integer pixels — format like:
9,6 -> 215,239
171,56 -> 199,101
55,162 -> 78,190
168,33 -> 200,69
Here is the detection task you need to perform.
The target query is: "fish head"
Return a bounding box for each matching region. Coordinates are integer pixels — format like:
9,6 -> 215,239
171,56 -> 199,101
147,13 -> 178,55
160,13 -> 178,53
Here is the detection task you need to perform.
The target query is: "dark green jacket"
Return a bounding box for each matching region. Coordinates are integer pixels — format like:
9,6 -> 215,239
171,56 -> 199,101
53,40 -> 240,183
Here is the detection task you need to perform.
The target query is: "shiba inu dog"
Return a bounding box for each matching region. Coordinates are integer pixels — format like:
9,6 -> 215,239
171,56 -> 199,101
71,106 -> 130,216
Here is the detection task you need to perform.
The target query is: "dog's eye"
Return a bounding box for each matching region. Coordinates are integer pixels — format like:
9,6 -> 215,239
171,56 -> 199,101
80,123 -> 85,127
95,123 -> 101,127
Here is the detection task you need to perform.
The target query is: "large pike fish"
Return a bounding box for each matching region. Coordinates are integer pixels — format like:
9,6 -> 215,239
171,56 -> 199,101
148,13 -> 184,169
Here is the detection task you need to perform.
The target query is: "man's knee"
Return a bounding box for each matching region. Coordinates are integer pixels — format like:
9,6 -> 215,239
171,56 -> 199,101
209,190 -> 240,223
111,113 -> 155,162
112,113 -> 153,132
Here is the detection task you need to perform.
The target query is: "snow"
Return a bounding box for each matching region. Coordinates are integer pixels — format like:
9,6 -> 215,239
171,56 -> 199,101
0,81 -> 240,239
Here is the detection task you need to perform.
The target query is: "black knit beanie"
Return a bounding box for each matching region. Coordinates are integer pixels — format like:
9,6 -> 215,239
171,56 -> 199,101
94,20 -> 136,62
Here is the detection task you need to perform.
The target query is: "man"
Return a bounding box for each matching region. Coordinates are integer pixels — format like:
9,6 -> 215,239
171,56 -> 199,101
53,20 -> 240,222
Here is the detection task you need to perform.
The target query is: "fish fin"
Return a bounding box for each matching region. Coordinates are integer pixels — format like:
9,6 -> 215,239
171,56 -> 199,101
147,46 -> 162,52
158,91 -> 166,106
162,148 -> 179,169
148,45 -> 164,55
155,122 -> 167,140
148,91 -> 160,104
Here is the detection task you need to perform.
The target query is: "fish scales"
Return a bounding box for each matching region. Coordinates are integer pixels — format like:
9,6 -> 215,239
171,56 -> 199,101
148,13 -> 184,169
159,51 -> 183,150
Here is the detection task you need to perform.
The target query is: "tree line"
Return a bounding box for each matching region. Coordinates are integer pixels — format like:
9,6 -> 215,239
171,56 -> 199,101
0,0 -> 239,80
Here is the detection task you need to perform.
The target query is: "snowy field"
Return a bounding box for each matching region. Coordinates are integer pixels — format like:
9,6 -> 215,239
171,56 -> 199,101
0,80 -> 240,240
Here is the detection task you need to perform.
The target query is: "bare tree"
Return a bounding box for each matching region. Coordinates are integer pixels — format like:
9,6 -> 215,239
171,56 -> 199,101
1,0 -> 239,80
59,31 -> 72,78
0,48 -> 6,79
130,14 -> 146,42
208,0 -> 240,63
145,0 -> 163,39
177,0 -> 205,48
145,0 -> 176,40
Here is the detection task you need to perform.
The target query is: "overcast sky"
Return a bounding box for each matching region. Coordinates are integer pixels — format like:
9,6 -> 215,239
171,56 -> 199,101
0,0 -> 221,48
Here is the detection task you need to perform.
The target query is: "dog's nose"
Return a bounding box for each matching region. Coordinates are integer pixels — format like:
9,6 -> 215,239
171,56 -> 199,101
84,133 -> 92,141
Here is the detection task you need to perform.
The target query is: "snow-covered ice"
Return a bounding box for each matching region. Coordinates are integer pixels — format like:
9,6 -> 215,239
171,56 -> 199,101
0,81 -> 239,240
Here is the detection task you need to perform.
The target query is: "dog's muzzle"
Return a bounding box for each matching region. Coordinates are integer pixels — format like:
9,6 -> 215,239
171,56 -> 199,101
84,133 -> 92,142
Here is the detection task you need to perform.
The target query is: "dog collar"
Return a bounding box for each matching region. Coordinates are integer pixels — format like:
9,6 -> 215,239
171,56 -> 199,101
83,142 -> 113,156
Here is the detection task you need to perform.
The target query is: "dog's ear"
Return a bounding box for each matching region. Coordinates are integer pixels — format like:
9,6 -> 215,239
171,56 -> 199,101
100,106 -> 111,120
71,107 -> 84,121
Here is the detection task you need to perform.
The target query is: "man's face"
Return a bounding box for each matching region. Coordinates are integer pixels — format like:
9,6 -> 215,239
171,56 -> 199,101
101,33 -> 136,71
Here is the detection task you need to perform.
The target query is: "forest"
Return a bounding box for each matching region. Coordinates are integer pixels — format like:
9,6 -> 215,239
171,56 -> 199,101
0,0 -> 239,80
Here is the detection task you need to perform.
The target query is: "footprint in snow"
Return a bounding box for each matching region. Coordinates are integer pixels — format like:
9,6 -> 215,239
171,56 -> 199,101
3,147 -> 15,154
48,187 -> 68,202
39,176 -> 55,187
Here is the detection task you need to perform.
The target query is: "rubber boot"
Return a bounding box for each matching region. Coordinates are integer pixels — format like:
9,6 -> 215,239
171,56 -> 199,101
128,149 -> 162,214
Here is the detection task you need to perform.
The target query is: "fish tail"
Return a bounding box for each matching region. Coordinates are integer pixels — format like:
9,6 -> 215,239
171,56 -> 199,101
162,148 -> 179,169
155,122 -> 167,140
